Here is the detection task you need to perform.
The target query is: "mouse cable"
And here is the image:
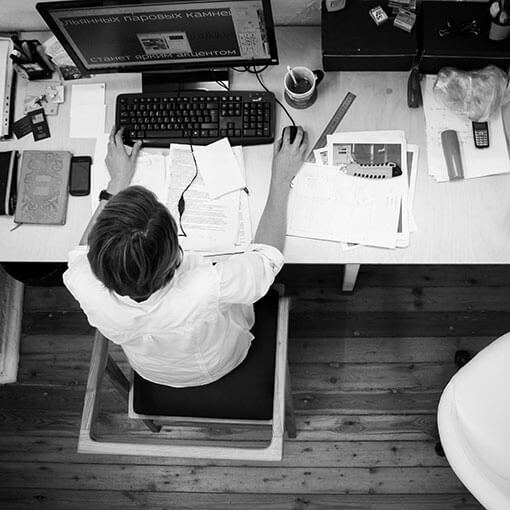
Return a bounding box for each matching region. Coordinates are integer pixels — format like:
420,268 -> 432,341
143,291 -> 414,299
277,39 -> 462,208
177,140 -> 199,238
176,81 -> 199,237
251,66 -> 296,127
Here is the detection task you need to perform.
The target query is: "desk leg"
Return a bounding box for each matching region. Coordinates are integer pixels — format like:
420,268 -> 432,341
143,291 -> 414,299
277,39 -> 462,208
0,266 -> 24,384
342,264 -> 360,292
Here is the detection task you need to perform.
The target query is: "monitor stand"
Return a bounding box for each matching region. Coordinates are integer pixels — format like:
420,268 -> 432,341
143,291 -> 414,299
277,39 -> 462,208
142,69 -> 230,93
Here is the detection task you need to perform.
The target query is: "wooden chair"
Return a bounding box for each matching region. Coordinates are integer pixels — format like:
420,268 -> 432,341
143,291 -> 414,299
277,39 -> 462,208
79,288 -> 296,461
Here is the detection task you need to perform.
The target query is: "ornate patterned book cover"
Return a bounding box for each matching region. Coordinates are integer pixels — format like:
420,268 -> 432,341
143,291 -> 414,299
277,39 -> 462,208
14,150 -> 71,225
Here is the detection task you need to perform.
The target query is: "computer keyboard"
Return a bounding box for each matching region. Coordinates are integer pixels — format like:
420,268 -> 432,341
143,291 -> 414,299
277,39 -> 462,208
116,90 -> 275,147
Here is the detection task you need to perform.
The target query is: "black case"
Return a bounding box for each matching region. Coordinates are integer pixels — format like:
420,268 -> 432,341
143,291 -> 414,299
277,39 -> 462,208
420,2 -> 510,74
0,151 -> 18,215
322,0 -> 418,71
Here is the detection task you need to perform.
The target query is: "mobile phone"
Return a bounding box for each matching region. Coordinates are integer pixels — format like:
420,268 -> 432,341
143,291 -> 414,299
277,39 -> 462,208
472,121 -> 489,149
69,156 -> 92,196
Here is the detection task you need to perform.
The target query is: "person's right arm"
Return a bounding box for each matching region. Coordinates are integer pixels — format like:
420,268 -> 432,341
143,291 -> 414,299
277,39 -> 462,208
253,126 -> 308,252
214,126 -> 307,305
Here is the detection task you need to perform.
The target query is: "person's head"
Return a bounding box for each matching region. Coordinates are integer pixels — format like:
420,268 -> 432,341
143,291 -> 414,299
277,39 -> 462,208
87,186 -> 180,301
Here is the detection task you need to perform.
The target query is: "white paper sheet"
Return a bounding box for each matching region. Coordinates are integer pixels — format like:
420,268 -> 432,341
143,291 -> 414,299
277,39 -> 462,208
71,83 -> 105,108
288,163 -> 403,249
70,105 -> 106,138
193,137 -> 246,199
166,144 -> 240,252
423,75 -> 510,182
70,83 -> 106,138
232,146 -> 252,247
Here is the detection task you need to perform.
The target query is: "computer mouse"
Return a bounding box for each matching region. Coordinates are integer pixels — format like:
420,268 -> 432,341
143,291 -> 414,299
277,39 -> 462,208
283,125 -> 298,143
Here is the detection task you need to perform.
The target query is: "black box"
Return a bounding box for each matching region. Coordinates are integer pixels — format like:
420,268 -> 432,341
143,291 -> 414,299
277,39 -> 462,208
322,0 -> 418,71
420,1 -> 510,74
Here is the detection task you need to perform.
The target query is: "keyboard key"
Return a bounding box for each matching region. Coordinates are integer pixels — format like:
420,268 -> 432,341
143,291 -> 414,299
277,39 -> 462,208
146,130 -> 183,137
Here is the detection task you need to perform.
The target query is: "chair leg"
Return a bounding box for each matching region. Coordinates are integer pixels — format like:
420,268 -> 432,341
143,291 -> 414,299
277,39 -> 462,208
285,364 -> 297,438
105,356 -> 161,433
454,350 -> 471,369
105,355 -> 129,400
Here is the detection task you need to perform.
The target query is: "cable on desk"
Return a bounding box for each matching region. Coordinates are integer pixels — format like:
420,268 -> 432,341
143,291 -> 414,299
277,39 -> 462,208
175,81 -> 199,238
177,142 -> 199,238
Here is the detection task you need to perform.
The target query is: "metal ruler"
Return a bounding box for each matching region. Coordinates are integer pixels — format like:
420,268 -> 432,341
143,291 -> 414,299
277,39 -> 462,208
305,91 -> 356,162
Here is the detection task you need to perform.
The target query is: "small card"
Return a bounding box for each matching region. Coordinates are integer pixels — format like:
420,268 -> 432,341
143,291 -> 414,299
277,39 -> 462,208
394,8 -> 417,32
13,116 -> 33,139
28,109 -> 51,141
369,6 -> 389,25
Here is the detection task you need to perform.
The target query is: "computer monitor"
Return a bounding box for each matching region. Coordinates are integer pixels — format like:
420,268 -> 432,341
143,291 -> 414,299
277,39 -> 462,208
36,0 -> 278,88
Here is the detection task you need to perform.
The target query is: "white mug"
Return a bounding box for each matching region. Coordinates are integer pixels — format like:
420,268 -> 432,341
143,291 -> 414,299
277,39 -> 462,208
283,66 -> 325,109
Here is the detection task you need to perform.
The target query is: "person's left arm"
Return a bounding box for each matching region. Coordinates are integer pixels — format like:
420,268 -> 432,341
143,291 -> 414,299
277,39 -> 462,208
78,126 -> 142,245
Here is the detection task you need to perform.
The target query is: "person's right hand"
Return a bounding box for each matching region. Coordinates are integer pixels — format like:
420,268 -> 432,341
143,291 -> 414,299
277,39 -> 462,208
105,126 -> 142,195
271,126 -> 308,187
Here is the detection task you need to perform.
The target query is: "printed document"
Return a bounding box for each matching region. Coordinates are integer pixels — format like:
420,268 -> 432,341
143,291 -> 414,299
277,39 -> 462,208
165,144 -> 241,252
288,163 -> 403,249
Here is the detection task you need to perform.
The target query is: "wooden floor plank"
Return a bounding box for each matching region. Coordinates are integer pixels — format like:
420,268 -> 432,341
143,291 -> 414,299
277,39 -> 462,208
0,436 -> 449,467
289,336 -> 494,363
0,409 -> 438,441
0,489 -> 484,510
0,463 -> 467,493
15,356 -> 458,392
0,383 -> 445,415
293,286 -> 510,312
289,311 -> 510,337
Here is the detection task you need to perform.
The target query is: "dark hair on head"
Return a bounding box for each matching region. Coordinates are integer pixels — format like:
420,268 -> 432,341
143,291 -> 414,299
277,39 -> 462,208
87,186 -> 181,301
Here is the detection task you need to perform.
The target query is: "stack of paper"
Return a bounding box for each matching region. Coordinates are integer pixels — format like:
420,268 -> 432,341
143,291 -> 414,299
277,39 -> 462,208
423,75 -> 510,182
0,37 -> 14,139
288,130 -> 418,250
70,83 -> 106,138
91,136 -> 251,254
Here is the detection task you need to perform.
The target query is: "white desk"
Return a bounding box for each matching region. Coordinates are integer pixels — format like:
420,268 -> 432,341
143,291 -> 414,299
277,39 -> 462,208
1,27 -> 510,270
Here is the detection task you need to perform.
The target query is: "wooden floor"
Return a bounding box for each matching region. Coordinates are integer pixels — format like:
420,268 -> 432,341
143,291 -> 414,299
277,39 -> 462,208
2,264 -> 510,509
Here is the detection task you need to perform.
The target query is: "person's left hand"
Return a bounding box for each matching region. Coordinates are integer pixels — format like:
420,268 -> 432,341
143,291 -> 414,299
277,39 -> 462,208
105,126 -> 142,195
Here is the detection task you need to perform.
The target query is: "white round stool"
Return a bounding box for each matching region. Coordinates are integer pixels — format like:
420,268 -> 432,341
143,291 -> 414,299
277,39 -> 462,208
438,332 -> 510,510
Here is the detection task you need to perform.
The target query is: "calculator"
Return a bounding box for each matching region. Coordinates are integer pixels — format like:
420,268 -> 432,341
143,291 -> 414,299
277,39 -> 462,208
472,121 -> 490,149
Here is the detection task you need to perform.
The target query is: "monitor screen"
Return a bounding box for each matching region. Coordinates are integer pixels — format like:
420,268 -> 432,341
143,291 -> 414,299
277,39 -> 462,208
36,0 -> 278,74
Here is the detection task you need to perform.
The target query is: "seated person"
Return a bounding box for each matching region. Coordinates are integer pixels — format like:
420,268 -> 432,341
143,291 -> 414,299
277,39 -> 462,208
63,126 -> 307,387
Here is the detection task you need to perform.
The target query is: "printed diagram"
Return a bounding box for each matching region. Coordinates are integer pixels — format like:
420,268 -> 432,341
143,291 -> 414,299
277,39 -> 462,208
137,32 -> 192,55
330,143 -> 401,167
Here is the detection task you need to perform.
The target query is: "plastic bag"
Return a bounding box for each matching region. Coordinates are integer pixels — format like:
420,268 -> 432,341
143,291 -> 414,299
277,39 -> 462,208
433,65 -> 509,122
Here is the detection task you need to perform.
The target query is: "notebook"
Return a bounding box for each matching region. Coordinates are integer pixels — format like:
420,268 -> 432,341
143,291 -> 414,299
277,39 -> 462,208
14,150 -> 72,225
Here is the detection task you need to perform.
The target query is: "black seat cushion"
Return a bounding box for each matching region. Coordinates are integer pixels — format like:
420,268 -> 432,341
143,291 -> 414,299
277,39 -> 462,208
132,290 -> 279,420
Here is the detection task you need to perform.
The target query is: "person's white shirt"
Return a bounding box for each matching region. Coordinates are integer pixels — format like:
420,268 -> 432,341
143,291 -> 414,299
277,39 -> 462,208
63,243 -> 283,387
